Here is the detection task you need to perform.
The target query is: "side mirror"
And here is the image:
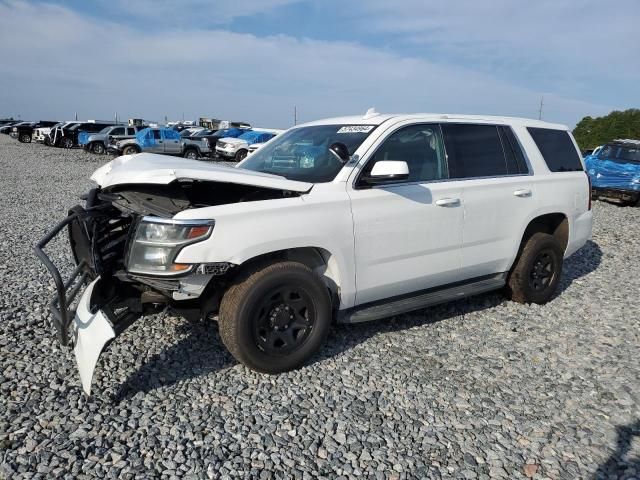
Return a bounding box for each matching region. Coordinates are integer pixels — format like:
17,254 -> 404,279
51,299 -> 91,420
329,142 -> 350,163
363,160 -> 409,184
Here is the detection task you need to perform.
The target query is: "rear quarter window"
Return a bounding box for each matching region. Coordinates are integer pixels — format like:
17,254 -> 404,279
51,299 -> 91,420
527,127 -> 583,172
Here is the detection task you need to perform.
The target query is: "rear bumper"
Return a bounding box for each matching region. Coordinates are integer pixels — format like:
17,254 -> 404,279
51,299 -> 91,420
565,210 -> 593,258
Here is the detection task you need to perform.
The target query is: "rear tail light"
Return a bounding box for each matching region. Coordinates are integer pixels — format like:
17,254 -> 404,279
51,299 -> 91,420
586,172 -> 592,210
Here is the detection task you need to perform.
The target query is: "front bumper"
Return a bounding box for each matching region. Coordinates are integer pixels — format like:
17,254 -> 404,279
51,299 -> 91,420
215,147 -> 236,158
593,186 -> 640,202
10,132 -> 18,139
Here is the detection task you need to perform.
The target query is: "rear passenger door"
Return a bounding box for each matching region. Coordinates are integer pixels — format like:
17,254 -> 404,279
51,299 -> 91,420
162,129 -> 182,154
441,123 -> 535,279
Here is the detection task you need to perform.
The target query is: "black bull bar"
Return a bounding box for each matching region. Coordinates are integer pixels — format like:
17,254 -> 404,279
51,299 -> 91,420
33,207 -> 93,346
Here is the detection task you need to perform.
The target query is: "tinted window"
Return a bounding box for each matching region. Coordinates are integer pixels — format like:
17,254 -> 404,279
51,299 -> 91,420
361,124 -> 448,183
498,126 -> 529,174
600,144 -> 640,163
152,130 -> 161,140
527,127 -> 583,172
441,124 -> 507,178
127,127 -> 136,135
110,127 -> 125,135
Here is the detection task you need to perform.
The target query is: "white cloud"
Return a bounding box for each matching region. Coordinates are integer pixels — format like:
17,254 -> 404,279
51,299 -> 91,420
353,0 -> 640,95
0,1 -> 616,127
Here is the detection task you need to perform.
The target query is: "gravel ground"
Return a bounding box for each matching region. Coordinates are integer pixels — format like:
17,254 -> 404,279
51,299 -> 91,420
0,134 -> 638,480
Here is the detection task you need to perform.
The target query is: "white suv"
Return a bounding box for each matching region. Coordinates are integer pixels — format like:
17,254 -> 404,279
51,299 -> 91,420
36,111 -> 593,394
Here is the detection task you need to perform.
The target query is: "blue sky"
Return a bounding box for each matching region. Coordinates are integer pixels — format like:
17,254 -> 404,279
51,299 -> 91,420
0,0 -> 637,128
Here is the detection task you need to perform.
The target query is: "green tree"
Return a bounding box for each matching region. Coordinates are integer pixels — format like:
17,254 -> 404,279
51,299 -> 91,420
573,109 -> 640,149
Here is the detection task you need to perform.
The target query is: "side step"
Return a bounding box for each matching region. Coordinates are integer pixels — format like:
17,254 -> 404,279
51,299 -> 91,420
339,273 -> 507,324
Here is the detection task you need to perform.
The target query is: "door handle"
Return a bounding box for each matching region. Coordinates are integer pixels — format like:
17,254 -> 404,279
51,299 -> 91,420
513,189 -> 532,198
158,140 -> 163,143
435,197 -> 461,207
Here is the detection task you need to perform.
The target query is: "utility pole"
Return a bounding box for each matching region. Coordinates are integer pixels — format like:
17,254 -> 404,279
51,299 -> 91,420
294,106 -> 297,126
75,112 -> 78,121
538,96 -> 544,120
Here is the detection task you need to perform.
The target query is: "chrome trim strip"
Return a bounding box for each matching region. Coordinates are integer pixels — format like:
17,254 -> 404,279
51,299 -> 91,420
141,216 -> 216,226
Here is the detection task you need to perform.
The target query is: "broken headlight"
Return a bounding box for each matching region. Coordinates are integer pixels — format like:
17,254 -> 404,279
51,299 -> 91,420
127,217 -> 214,276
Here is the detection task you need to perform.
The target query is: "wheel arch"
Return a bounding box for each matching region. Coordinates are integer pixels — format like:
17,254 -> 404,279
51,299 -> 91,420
232,247 -> 343,309
519,212 -> 569,254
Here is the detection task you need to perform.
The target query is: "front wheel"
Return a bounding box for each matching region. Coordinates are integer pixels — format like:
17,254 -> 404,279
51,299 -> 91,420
183,149 -> 198,159
91,142 -> 105,154
235,149 -> 248,162
61,137 -> 73,149
506,232 -> 563,304
219,261 -> 332,373
19,133 -> 31,143
122,145 -> 139,156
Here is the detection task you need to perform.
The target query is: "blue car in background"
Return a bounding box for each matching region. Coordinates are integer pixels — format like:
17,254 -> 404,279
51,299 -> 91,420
585,139 -> 640,206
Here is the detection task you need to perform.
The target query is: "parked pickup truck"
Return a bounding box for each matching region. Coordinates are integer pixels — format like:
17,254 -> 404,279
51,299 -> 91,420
81,125 -> 144,155
108,127 -> 211,159
10,120 -> 58,143
48,121 -> 117,148
216,130 -> 280,161
35,111 -> 592,395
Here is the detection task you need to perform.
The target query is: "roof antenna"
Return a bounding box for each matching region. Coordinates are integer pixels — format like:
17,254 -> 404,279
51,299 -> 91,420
363,107 -> 379,120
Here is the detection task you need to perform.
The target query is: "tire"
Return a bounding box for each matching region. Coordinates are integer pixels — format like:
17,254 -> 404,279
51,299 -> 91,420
235,149 -> 248,162
183,149 -> 198,159
61,137 -> 73,149
19,133 -> 31,143
219,261 -> 332,373
91,142 -> 105,155
122,145 -> 139,156
506,232 -> 563,304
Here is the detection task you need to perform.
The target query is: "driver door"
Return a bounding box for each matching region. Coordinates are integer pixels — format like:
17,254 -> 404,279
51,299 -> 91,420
348,123 -> 464,305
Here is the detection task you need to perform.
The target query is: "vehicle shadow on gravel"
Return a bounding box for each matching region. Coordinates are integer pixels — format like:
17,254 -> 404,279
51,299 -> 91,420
112,241 -> 602,400
315,240 -> 603,366
113,319 -> 234,402
595,419 -> 640,479
555,240 -> 602,296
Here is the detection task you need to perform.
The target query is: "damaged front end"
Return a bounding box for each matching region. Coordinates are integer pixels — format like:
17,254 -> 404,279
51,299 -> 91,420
34,182 -> 263,395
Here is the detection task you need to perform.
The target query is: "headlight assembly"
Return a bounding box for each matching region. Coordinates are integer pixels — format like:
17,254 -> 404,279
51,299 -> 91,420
127,217 -> 214,276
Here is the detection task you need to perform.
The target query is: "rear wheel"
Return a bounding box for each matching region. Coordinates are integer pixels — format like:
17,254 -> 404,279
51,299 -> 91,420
219,261 -> 332,373
61,137 -> 73,149
506,232 -> 563,304
91,142 -> 105,155
19,133 -> 31,143
183,149 -> 198,159
235,149 -> 248,162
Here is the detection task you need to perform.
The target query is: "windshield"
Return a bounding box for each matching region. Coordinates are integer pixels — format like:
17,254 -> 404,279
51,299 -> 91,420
600,144 -> 640,163
238,124 -> 376,182
193,129 -> 213,137
98,126 -> 112,134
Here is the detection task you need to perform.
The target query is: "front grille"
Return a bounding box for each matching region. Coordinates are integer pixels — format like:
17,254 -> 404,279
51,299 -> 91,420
89,213 -> 134,276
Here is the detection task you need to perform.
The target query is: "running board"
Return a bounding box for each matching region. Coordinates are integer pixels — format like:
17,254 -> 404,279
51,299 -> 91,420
339,273 -> 507,324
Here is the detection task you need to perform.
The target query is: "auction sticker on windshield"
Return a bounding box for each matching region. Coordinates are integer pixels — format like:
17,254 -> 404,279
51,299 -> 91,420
337,125 -> 375,134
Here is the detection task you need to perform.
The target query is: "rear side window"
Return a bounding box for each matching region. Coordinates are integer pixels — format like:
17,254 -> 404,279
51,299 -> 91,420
110,127 -> 125,135
127,127 -> 136,135
527,127 -> 583,172
441,124 -> 507,178
498,126 -> 529,174
152,130 -> 162,140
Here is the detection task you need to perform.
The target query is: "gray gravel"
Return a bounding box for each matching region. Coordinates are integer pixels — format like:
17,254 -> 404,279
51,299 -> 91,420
0,134 -> 639,480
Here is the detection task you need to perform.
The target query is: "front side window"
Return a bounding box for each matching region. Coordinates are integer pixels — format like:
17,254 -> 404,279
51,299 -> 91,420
110,127 -> 125,135
152,129 -> 162,140
359,124 -> 448,184
239,124 -> 376,183
441,124 -> 508,178
527,127 -> 583,172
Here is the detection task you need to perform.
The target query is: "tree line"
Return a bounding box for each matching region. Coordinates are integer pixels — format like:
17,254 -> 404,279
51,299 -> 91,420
573,109 -> 640,149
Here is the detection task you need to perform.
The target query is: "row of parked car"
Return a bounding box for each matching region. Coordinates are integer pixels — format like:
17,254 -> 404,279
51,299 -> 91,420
0,119 -> 283,162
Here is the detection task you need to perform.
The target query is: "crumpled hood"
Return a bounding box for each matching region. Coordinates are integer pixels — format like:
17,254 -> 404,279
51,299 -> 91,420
91,153 -> 314,192
585,156 -> 640,191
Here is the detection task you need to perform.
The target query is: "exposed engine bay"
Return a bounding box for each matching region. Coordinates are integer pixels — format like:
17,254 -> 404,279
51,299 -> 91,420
105,179 -> 302,217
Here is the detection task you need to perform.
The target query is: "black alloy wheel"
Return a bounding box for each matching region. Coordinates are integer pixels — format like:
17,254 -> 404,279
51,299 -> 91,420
252,286 -> 316,356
